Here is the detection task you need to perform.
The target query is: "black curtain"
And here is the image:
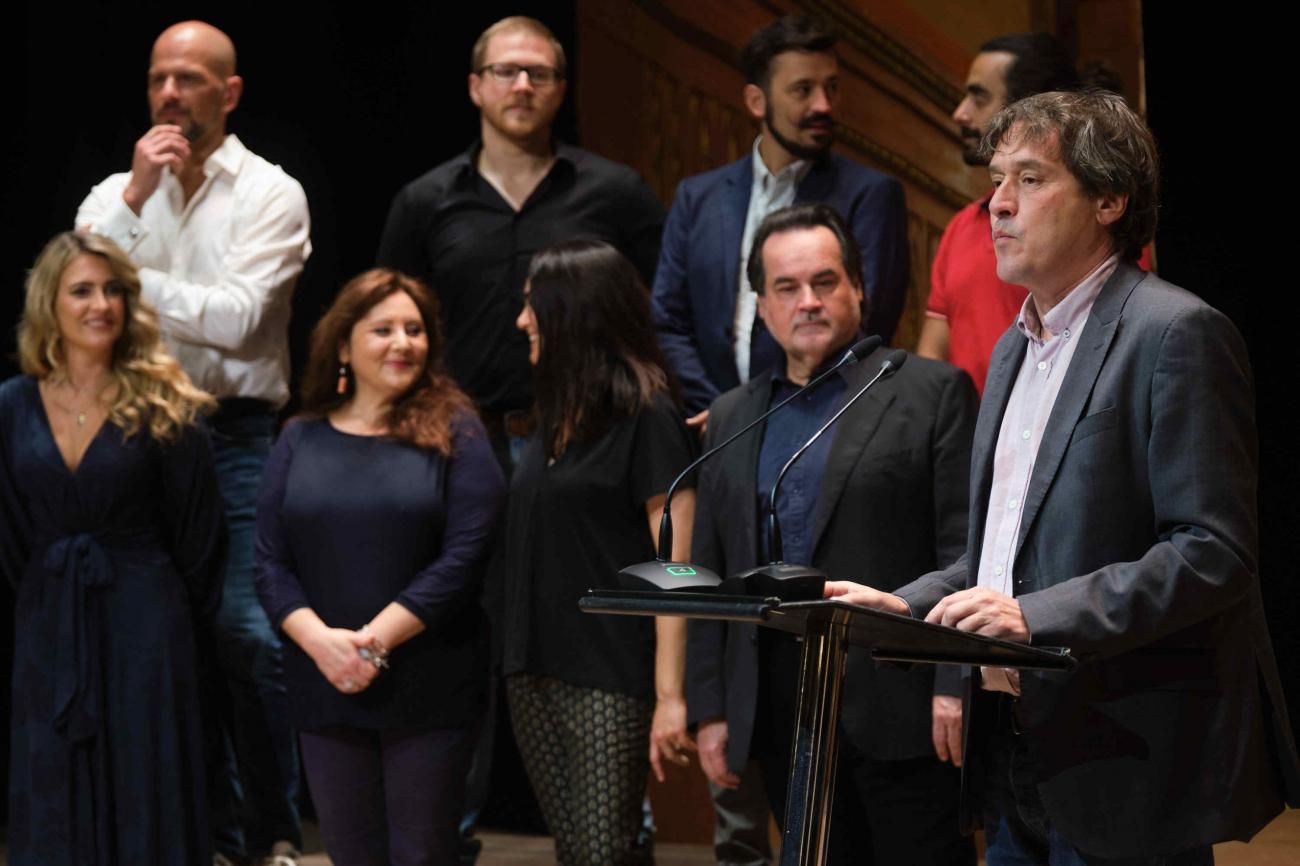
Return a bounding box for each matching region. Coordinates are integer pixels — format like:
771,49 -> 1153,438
1144,8 -> 1298,745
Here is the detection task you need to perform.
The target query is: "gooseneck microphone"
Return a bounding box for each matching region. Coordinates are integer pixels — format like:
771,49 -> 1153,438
617,335 -> 882,591
735,350 -> 908,600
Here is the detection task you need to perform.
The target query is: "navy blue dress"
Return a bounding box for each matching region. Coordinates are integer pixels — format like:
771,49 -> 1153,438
0,376 -> 227,866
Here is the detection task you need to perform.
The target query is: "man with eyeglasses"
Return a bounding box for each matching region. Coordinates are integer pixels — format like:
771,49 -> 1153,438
377,15 -> 664,471
376,16 -> 664,865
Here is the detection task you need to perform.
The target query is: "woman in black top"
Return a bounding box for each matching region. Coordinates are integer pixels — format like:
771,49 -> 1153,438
505,240 -> 697,865
255,269 -> 504,866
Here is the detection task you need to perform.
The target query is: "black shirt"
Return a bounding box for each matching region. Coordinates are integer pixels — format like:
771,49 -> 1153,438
502,393 -> 696,699
376,143 -> 665,415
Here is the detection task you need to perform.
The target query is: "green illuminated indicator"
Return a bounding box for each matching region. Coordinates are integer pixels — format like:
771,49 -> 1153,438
666,566 -> 697,576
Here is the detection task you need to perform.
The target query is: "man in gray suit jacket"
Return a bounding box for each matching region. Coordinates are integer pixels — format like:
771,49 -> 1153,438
826,91 -> 1300,863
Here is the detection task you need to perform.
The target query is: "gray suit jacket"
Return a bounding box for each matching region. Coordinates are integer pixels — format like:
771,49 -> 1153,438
686,347 -> 977,771
896,263 -> 1300,857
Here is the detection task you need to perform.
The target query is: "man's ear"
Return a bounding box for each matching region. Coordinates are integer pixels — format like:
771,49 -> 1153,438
468,72 -> 483,109
743,83 -> 767,123
223,75 -> 244,114
1095,191 -> 1128,227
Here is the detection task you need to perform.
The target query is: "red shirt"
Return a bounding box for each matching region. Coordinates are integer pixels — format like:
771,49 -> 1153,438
926,193 -> 1026,396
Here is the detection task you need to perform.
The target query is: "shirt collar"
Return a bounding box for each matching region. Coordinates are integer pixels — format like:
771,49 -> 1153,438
453,139 -> 575,188
751,136 -> 811,193
1016,254 -> 1119,345
772,338 -> 858,387
203,134 -> 247,179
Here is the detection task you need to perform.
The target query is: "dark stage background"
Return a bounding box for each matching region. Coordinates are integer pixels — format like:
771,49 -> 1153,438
6,0 -> 1296,825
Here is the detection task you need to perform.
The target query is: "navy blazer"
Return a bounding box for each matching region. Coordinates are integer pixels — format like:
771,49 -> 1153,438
897,264 -> 1300,858
651,152 -> 909,414
686,348 -> 976,771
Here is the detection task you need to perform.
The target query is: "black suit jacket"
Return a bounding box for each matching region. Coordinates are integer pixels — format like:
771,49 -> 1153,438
897,264 -> 1300,857
686,348 -> 977,771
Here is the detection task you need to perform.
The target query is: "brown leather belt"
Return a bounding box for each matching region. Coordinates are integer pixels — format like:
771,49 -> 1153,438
481,408 -> 535,440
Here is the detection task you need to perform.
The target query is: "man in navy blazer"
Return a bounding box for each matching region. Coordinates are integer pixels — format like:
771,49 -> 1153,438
651,15 -> 909,422
826,91 -> 1300,863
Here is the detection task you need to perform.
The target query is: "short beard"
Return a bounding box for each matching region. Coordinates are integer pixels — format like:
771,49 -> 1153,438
180,120 -> 207,143
765,104 -> 833,162
959,126 -> 987,166
153,110 -> 205,144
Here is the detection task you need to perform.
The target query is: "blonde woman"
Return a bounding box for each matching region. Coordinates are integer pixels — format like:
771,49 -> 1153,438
0,232 -> 226,866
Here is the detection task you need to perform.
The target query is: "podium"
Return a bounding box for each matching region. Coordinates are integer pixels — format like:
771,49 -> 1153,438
580,589 -> 1075,866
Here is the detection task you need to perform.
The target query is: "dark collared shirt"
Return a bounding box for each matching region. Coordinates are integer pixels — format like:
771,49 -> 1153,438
377,142 -> 665,414
756,350 -> 851,566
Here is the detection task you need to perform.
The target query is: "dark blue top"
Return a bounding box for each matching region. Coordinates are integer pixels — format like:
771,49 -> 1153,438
757,356 -> 849,567
255,414 -> 505,731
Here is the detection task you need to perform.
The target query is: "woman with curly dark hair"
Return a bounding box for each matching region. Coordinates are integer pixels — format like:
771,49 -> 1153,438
0,231 -> 225,866
255,268 -> 505,865
504,240 -> 697,866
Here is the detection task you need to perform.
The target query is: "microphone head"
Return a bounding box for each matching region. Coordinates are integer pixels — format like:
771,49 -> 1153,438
845,335 -> 883,363
882,349 -> 909,374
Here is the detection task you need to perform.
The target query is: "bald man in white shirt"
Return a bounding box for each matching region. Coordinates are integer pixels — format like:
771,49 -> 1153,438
77,20 -> 309,866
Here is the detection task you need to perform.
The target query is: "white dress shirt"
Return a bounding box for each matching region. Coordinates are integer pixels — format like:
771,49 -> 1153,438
977,255 -> 1118,693
77,134 -> 311,407
734,137 -> 810,382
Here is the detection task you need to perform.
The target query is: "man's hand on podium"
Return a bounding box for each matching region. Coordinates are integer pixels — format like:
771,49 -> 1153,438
822,581 -> 911,616
697,718 -> 741,789
925,587 -> 1030,642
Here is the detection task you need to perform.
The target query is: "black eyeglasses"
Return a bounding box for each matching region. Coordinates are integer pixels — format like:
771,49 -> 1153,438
478,63 -> 562,87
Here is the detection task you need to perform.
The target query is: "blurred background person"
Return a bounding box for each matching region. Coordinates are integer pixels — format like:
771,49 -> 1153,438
0,231 -> 226,865
504,240 -> 697,866
255,269 -> 504,866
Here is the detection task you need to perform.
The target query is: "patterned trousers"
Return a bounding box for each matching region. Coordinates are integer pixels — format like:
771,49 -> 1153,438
506,673 -> 651,866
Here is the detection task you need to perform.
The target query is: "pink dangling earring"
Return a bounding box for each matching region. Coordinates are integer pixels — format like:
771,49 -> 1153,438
336,364 -> 349,395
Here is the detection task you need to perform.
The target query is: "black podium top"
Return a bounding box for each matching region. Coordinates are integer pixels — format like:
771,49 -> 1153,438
579,589 -> 1074,672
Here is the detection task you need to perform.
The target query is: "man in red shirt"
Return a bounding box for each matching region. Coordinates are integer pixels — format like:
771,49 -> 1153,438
917,34 -> 1079,395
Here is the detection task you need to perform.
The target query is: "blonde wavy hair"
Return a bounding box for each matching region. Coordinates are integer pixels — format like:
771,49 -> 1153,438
18,232 -> 214,442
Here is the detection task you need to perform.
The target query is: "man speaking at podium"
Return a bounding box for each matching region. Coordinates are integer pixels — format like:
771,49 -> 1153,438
826,91 -> 1300,864
685,202 -> 978,864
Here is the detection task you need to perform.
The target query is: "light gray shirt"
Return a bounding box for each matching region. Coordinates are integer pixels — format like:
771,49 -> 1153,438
734,137 -> 810,382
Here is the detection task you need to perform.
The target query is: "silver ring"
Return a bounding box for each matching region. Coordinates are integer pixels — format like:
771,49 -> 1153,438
343,680 -> 355,691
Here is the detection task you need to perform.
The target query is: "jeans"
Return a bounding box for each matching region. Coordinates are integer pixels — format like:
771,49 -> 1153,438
204,410 -> 301,858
